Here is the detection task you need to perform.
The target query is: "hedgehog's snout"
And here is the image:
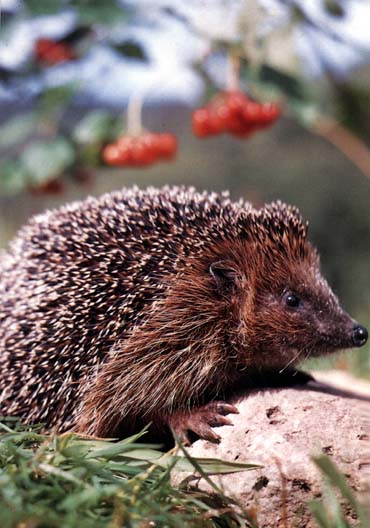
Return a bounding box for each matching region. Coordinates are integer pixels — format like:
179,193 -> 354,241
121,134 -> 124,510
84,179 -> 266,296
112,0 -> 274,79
332,313 -> 368,350
351,324 -> 368,347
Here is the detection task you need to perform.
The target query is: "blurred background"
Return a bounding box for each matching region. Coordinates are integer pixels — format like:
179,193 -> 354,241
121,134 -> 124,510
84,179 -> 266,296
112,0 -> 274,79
0,0 -> 369,377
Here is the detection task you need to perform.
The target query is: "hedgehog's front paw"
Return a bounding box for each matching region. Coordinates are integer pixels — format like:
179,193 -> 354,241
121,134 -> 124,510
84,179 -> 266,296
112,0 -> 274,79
168,401 -> 239,445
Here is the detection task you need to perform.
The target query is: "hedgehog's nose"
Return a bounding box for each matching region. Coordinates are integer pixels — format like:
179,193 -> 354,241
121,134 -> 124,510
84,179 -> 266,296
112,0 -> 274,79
352,324 -> 368,347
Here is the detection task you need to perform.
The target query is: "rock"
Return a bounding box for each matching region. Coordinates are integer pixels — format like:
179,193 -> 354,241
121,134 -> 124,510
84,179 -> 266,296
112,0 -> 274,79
176,383 -> 369,527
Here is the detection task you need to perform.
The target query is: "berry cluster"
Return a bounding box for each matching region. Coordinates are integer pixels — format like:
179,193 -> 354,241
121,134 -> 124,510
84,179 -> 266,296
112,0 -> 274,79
102,133 -> 177,167
35,39 -> 75,65
29,178 -> 65,196
29,168 -> 94,196
192,91 -> 281,138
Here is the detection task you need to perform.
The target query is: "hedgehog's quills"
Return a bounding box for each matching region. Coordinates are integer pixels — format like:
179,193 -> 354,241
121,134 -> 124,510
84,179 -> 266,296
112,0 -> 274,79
0,186 -> 367,444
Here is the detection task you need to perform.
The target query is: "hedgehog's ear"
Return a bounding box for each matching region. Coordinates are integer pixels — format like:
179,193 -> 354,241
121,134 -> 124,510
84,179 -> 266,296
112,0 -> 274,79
209,260 -> 241,294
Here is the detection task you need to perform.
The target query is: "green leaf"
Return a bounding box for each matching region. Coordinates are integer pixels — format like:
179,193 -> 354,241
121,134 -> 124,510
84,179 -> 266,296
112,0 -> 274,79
73,110 -> 116,145
87,441 -> 150,460
0,114 -> 37,149
170,456 -> 260,474
243,63 -> 320,125
113,40 -> 148,61
313,455 -> 358,511
324,0 -> 345,18
0,421 -> 249,526
308,500 -> 333,528
0,161 -> 30,195
312,454 -> 368,526
38,84 -> 78,115
288,99 -> 320,126
23,0 -> 65,15
20,138 -> 75,184
258,64 -> 307,102
75,0 -> 130,25
24,0 -> 129,21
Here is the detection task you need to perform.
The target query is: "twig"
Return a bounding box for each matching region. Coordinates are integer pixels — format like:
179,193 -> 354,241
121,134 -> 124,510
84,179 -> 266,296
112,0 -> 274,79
312,117 -> 370,181
126,92 -> 144,136
226,51 -> 240,92
274,457 -> 288,528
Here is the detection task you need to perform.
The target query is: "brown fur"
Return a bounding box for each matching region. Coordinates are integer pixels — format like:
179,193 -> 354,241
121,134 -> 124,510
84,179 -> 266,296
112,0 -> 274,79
77,231 -> 353,439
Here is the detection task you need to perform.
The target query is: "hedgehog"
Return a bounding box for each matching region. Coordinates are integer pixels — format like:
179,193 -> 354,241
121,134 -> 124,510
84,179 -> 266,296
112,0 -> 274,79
0,186 -> 367,444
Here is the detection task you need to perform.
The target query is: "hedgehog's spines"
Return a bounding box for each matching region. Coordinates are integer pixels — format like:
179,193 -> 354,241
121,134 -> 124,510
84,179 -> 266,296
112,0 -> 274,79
0,185 -> 318,436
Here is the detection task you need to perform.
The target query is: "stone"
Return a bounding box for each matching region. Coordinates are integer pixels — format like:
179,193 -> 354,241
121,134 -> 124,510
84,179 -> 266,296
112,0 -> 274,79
176,380 -> 369,527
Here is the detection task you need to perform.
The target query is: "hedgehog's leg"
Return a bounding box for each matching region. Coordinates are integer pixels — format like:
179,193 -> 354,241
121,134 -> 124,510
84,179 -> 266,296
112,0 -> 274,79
167,401 -> 239,445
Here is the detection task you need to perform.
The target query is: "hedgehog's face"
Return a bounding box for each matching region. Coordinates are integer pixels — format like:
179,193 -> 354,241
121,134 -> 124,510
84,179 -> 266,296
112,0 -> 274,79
242,250 -> 368,369
209,244 -> 367,370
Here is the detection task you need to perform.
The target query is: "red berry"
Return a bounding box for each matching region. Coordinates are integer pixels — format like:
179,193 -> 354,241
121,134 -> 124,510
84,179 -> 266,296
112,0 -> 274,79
130,138 -> 154,166
226,91 -> 249,114
35,39 -> 53,57
203,107 -> 223,135
192,108 -> 211,137
242,101 -> 263,125
48,44 -> 74,64
35,38 -> 75,65
116,136 -> 136,165
213,104 -> 232,131
258,103 -> 281,126
116,136 -> 133,151
119,148 -> 132,165
192,91 -> 280,140
30,177 -> 65,196
230,125 -> 255,138
102,144 -> 124,166
210,92 -> 255,137
116,135 -> 156,167
155,133 -> 177,159
225,110 -> 249,136
140,150 -> 157,165
104,132 -> 178,168
141,133 -> 161,157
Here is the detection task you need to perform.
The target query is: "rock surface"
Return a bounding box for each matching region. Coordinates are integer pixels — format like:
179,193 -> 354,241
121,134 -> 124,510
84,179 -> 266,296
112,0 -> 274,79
177,381 -> 369,527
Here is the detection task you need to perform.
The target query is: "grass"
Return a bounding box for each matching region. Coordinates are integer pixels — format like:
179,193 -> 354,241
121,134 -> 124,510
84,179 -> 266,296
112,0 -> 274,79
0,419 -> 367,528
0,419 -> 258,528
309,455 -> 369,528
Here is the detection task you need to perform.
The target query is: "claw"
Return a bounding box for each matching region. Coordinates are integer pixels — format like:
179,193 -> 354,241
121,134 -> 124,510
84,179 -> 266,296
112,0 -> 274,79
193,422 -> 221,444
215,402 -> 239,415
202,428 -> 221,444
204,401 -> 239,415
209,415 -> 233,427
167,400 -> 237,444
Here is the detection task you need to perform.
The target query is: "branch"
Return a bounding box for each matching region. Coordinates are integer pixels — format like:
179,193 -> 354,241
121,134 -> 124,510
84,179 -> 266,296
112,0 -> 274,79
312,116 -> 370,181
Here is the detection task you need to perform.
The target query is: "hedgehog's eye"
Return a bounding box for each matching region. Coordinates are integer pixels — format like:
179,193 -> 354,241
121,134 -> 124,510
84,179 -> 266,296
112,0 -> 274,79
284,292 -> 301,309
